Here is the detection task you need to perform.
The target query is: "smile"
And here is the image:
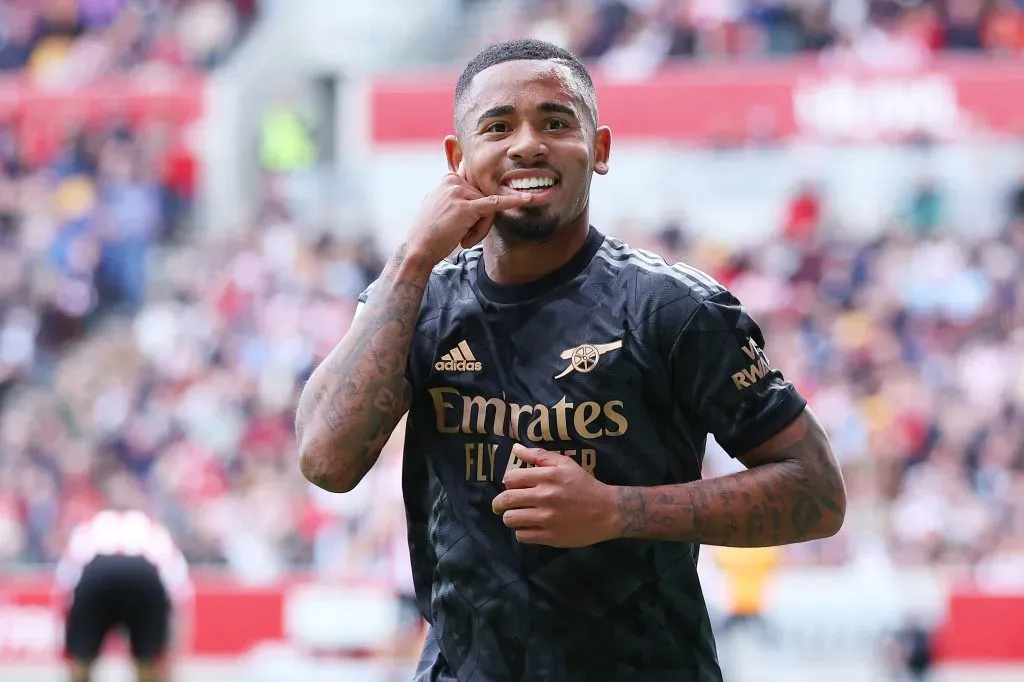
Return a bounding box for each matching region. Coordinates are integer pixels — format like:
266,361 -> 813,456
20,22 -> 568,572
505,177 -> 558,191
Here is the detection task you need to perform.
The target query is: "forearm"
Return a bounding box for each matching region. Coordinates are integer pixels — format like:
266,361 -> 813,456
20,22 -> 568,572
296,244 -> 431,492
614,413 -> 846,546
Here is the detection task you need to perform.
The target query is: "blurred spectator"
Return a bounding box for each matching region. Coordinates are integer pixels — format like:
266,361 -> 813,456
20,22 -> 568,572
942,0 -> 987,50
783,181 -> 823,244
905,178 -> 946,236
468,0 -> 1024,72
0,0 -> 250,81
886,615 -> 935,682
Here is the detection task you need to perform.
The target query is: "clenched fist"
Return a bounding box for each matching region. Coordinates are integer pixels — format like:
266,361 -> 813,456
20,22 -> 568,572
492,444 -> 619,548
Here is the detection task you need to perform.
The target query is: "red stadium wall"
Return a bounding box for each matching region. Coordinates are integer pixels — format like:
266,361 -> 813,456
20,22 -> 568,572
935,590 -> 1024,663
0,574 -> 1021,663
0,74 -> 204,167
0,573 -> 396,661
370,57 -> 1024,145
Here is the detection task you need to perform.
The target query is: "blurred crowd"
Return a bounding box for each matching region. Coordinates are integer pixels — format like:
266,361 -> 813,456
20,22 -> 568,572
0,0 -> 1022,589
469,0 -> 1024,77
2,139 -> 1023,585
0,0 -> 256,82
0,112 -> 199,563
674,177 -> 1024,578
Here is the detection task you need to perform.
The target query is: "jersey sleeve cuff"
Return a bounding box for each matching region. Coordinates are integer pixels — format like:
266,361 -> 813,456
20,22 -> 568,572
717,386 -> 808,458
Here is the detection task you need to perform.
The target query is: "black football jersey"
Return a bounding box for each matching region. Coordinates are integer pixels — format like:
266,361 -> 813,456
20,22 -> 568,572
357,227 -> 807,682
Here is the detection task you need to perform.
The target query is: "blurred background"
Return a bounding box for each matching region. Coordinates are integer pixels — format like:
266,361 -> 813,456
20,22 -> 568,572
0,0 -> 1023,680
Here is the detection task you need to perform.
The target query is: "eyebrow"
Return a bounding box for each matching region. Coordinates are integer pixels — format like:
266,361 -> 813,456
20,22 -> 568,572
476,102 -> 579,126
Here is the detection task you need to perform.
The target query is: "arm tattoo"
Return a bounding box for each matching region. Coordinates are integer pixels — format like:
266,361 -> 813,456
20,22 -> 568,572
295,244 -> 427,492
616,411 -> 846,546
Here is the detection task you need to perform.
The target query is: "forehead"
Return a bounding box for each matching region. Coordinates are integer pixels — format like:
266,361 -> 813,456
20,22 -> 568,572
466,60 -> 584,115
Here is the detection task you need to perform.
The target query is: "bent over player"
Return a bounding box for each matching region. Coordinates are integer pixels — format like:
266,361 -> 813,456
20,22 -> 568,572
55,509 -> 192,682
296,38 -> 847,682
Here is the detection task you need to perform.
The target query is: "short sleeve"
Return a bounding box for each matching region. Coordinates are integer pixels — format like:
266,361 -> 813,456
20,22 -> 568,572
669,290 -> 806,457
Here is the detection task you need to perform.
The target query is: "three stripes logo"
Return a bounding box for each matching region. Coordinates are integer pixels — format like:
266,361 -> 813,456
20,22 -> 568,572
435,340 -> 483,373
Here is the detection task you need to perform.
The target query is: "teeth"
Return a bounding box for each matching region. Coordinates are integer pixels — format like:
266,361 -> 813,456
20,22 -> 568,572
508,177 -> 556,190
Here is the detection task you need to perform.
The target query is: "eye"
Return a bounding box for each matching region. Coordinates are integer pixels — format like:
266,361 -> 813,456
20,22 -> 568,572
485,122 -> 510,134
546,119 -> 568,130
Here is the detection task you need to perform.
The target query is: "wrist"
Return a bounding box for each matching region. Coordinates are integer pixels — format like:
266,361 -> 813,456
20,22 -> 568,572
601,484 -> 626,542
392,243 -> 436,280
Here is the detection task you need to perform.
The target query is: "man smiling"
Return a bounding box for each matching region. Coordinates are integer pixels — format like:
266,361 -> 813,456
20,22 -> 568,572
296,38 -> 847,682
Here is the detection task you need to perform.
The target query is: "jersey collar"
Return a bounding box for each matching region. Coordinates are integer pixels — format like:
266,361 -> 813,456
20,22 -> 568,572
474,226 -> 605,304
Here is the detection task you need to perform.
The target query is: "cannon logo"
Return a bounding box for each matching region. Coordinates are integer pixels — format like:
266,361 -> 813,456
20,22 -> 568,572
435,340 -> 483,373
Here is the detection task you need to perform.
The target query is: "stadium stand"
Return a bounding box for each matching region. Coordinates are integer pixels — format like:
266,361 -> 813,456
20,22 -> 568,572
0,2 -> 1023,680
468,0 -> 1024,76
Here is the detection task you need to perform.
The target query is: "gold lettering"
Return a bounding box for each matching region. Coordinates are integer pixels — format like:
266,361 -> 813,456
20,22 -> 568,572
505,450 -> 523,477
742,361 -> 768,385
580,449 -> 596,475
527,405 -> 554,442
741,338 -> 771,365
462,395 -> 506,436
603,401 -> 628,436
464,443 -> 501,482
732,372 -> 750,389
574,401 -> 603,439
509,404 -> 533,440
475,443 -> 488,482
552,396 -> 573,440
428,387 -> 461,434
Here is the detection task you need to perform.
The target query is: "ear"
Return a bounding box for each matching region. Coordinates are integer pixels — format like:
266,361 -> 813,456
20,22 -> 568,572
593,126 -> 611,176
444,135 -> 462,173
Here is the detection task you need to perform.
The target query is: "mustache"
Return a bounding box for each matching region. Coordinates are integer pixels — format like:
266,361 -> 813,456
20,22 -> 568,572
501,163 -> 559,175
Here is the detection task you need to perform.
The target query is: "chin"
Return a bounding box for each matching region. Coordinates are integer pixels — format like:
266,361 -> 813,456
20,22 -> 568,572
493,207 -> 561,243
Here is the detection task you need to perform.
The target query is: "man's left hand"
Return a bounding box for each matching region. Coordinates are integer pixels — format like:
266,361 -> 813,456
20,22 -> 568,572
492,444 -> 619,548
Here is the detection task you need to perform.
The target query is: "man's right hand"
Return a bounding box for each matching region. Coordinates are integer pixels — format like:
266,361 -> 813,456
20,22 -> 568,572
408,171 -> 534,265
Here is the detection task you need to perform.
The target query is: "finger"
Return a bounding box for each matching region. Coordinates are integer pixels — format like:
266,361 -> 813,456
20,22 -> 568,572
500,509 -> 545,529
460,216 -> 492,249
492,489 -> 533,514
456,160 -> 479,190
469,193 -> 534,215
502,466 -> 552,490
446,170 -> 479,194
511,444 -> 560,467
514,529 -> 549,545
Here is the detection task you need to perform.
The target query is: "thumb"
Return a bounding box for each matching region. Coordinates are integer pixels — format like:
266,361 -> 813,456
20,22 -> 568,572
460,215 -> 492,249
511,444 -> 559,467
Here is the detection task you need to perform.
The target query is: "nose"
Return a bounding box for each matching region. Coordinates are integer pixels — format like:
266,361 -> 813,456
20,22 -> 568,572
506,123 -> 548,164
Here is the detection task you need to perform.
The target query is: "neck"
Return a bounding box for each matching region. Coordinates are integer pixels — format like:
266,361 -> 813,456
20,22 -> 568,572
482,210 -> 591,286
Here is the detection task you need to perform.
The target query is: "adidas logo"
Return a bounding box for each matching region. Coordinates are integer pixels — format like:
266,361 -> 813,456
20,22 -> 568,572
435,340 -> 482,373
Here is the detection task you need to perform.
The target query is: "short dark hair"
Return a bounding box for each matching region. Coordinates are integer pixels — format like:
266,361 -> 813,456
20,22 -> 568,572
453,38 -> 598,130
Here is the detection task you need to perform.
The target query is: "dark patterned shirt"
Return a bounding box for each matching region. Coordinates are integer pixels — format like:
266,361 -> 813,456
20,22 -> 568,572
359,227 -> 806,682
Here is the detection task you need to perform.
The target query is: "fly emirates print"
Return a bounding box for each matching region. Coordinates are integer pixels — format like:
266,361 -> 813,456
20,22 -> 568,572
429,336 -> 628,482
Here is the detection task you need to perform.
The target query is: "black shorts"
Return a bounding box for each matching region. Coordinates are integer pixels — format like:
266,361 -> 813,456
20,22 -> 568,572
64,554 -> 171,662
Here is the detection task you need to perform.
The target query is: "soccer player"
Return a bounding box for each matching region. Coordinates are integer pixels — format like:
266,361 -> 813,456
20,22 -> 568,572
296,38 -> 847,681
55,509 -> 192,682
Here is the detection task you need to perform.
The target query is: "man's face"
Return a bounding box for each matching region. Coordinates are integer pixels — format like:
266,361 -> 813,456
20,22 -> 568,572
448,60 -> 610,243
